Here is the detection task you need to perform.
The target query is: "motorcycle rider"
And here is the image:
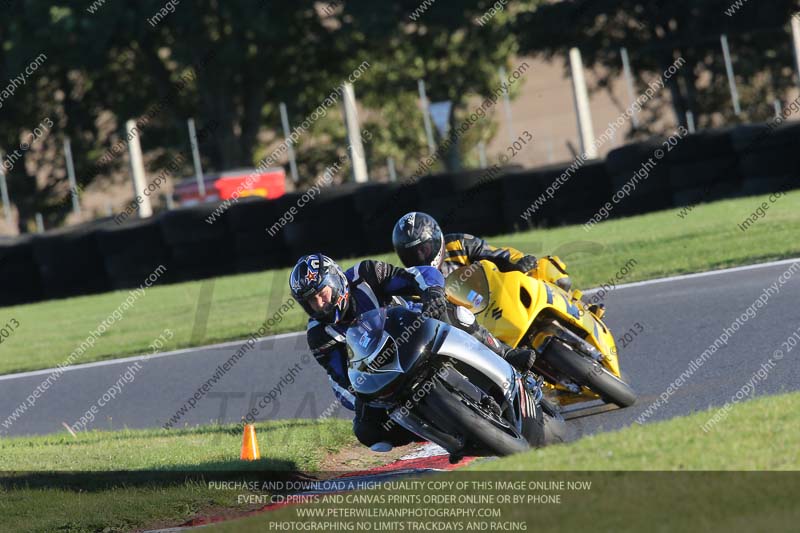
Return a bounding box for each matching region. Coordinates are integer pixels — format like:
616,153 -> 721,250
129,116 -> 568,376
392,211 -> 572,292
289,253 -> 538,449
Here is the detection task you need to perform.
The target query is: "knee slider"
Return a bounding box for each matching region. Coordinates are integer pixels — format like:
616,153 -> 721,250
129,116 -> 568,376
453,305 -> 477,330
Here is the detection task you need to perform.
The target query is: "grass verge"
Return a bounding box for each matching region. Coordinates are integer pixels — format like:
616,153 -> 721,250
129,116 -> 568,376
471,390 -> 800,470
0,419 -> 354,533
2,190 -> 799,375
2,385 -> 798,531
207,392 -> 800,533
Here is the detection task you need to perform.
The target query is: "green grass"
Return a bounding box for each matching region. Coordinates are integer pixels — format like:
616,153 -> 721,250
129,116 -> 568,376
1,484 -> 233,533
471,390 -> 800,470
2,376 -> 798,532
0,419 -> 355,533
2,190 -> 799,375
0,419 -> 353,472
207,393 -> 800,533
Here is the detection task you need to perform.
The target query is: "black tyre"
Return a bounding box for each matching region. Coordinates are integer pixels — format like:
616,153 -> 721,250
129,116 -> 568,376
540,399 -> 567,445
542,340 -> 637,408
422,381 -> 530,457
521,404 -> 567,448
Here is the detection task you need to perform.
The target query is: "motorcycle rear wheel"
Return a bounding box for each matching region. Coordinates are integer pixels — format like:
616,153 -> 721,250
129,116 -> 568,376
542,339 -> 637,408
540,399 -> 567,445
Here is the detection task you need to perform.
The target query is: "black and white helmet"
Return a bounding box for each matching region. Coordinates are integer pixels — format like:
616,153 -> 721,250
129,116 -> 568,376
392,212 -> 445,268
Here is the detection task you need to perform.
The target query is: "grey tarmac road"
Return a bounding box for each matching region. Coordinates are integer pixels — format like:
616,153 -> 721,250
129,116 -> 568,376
1,259 -> 799,439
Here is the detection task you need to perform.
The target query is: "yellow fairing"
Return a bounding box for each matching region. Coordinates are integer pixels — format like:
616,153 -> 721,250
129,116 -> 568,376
465,260 -> 621,377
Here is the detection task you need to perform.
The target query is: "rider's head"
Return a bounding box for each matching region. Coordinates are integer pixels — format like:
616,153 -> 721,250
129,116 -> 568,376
290,253 -> 351,325
392,212 -> 444,269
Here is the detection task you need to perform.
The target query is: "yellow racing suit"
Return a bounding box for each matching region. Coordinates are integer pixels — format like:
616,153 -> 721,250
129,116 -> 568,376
441,233 -> 531,277
442,233 -> 571,291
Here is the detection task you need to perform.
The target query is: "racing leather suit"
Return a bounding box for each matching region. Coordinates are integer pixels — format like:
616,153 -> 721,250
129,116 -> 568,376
441,233 -> 535,277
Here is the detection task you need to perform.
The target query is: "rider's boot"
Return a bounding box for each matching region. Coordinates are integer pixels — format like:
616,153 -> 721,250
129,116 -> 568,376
588,303 -> 606,319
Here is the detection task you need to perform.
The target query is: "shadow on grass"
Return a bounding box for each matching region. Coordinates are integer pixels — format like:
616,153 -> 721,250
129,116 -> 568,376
0,419 -> 354,492
0,457 -> 317,492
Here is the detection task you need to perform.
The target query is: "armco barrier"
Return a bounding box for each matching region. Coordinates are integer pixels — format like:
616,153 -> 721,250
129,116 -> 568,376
2,124 -> 800,307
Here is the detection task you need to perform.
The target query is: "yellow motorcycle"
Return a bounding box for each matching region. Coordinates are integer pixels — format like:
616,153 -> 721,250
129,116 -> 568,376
445,257 -> 636,408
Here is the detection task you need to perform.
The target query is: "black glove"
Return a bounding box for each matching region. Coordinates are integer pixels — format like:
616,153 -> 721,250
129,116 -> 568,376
421,286 -> 448,318
515,255 -> 538,273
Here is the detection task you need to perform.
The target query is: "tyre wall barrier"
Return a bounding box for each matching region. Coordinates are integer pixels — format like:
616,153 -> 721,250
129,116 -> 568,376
283,182 -> 369,260
228,194 -> 298,273
666,129 -> 741,206
31,222 -> 112,300
731,122 -> 800,196
502,164 -> 565,231
96,218 -> 170,290
605,138 -> 673,216
158,202 -> 238,282
353,182 -> 419,253
418,166 -> 522,238
2,124 -> 799,307
0,235 -> 43,306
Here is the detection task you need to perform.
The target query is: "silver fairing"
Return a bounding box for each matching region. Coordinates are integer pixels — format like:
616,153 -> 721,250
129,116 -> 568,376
435,325 -> 518,404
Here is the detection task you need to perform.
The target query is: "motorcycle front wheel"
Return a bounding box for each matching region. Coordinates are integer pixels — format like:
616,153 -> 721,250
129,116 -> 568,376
542,339 -> 637,408
421,380 -> 530,457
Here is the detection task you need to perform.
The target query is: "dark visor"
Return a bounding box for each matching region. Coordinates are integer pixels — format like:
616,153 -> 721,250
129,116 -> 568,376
398,240 -> 437,267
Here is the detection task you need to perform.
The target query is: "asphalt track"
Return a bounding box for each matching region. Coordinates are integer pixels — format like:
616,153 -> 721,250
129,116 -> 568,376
2,259 -> 799,439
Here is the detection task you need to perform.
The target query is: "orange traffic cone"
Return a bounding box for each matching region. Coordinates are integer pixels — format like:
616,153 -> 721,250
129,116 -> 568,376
240,424 -> 261,461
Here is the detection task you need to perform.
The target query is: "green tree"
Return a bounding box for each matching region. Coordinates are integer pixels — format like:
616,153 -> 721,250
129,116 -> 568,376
0,0 -> 534,231
337,0 -> 536,174
514,0 -> 800,136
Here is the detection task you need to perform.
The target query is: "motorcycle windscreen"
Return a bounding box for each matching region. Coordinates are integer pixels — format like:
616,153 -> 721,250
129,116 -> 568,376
444,263 -> 490,314
346,308 -> 405,397
345,308 -> 389,361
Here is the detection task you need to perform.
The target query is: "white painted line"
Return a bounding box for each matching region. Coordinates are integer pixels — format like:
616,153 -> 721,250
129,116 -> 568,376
143,526 -> 213,533
0,331 -> 306,382
4,257 -> 798,383
583,257 -> 800,295
399,442 -> 448,460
